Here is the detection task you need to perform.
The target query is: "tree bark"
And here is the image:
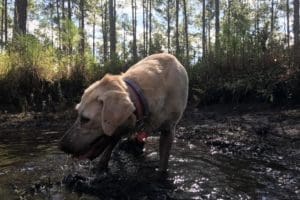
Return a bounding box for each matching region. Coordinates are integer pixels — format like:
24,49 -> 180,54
1,0 -> 3,47
145,0 -> 149,55
183,0 -> 190,67
294,0 -> 300,67
67,0 -> 71,20
215,0 -> 220,54
167,0 -> 171,52
13,0 -> 28,37
50,1 -> 54,46
208,17 -> 211,53
68,0 -> 72,55
142,0 -> 146,56
202,0 -> 206,58
56,0 -> 61,50
149,0 -> 152,54
132,0 -> 137,62
183,0 -> 189,66
109,0 -> 116,60
122,21 -> 126,61
4,0 -> 7,44
271,0 -> 274,35
175,0 -> 180,57
93,13 -> 96,59
102,0 -> 108,62
79,0 -> 85,58
62,0 -> 65,19
287,0 -> 290,49
226,0 -> 231,65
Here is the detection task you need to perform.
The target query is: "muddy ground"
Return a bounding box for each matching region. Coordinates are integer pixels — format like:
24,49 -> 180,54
0,104 -> 299,199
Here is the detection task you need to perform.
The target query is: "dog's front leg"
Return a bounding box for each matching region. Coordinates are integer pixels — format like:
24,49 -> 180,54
96,138 -> 119,172
159,126 -> 175,172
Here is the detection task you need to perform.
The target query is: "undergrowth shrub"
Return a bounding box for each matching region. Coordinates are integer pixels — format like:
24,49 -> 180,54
0,34 -> 131,111
1,33 -> 299,111
189,50 -> 299,106
0,35 -> 85,111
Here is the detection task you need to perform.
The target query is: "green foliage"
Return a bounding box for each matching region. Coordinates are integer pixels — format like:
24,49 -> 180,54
189,37 -> 295,105
150,33 -> 164,54
8,35 -> 58,79
0,34 -> 100,111
0,53 -> 10,79
0,0 -> 300,111
102,53 -> 127,75
188,0 -> 299,106
61,19 -> 80,53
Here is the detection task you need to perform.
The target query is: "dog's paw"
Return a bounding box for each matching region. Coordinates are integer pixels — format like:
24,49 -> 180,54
62,174 -> 87,189
118,139 -> 145,156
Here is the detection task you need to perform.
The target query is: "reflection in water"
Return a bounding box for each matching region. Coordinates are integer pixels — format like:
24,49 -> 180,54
0,128 -> 299,199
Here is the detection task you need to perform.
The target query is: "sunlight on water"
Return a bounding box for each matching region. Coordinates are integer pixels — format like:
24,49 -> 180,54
0,127 -> 299,200
88,161 -> 93,186
173,175 -> 185,184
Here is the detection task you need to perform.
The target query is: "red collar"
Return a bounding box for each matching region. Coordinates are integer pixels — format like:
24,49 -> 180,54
136,131 -> 148,143
124,78 -> 150,143
123,78 -> 149,121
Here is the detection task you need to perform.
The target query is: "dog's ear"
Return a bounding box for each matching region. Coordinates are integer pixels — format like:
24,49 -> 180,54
99,91 -> 135,136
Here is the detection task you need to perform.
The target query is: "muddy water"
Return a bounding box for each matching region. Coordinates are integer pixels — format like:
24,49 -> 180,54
0,109 -> 299,200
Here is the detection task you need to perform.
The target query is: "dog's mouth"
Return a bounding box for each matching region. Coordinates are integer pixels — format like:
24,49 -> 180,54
73,135 -> 113,160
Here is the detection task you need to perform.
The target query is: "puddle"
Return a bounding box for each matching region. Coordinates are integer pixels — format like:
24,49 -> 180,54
0,109 -> 299,199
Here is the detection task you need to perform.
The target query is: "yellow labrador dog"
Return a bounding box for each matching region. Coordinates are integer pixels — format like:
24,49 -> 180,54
59,53 -> 188,172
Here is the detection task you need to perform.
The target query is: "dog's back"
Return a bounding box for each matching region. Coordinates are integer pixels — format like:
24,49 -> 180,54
123,53 -> 188,129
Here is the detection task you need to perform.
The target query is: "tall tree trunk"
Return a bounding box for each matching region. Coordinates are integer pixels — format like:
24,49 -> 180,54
227,0 -> 231,66
255,1 -> 260,57
149,0 -> 152,54
287,0 -> 290,49
93,13 -> 96,59
67,0 -> 71,20
13,0 -> 28,38
167,0 -> 171,52
183,0 -> 189,66
294,0 -> 300,67
67,0 -> 72,55
202,0 -> 206,58
4,0 -> 7,45
122,22 -> 126,61
208,17 -> 211,53
50,1 -> 54,46
132,0 -> 137,62
142,0 -> 146,56
79,0 -> 85,59
56,0 -> 61,50
271,0 -> 274,35
286,0 -> 291,67
175,0 -> 180,57
109,0 -> 116,61
215,0 -> 220,54
102,0 -> 108,62
1,0 -> 3,48
61,0 -> 67,52
145,0 -> 149,55
62,0 -> 65,19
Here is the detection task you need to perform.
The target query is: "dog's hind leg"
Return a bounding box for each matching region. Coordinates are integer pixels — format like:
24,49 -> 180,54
159,125 -> 175,172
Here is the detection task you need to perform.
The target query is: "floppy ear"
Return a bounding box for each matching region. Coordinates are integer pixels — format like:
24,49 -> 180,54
100,91 -> 135,136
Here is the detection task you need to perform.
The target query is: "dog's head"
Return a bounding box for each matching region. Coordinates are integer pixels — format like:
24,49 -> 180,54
59,75 -> 136,160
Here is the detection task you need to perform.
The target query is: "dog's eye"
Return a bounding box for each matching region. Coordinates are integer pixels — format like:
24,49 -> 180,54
80,116 -> 90,124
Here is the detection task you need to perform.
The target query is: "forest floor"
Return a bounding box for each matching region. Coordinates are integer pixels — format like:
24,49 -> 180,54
1,103 -> 299,141
0,104 -> 299,199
